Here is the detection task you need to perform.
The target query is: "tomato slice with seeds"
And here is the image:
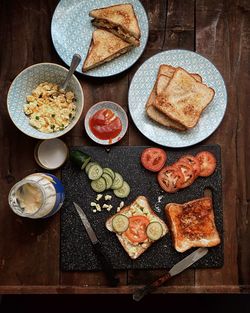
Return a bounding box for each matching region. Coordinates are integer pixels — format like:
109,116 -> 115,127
174,161 -> 195,188
196,151 -> 217,177
124,215 -> 150,243
179,155 -> 201,178
157,166 -> 184,193
141,148 -> 167,172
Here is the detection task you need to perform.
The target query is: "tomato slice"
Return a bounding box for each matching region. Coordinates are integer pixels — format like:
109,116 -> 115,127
173,161 -> 195,188
179,155 -> 201,178
141,148 -> 167,172
157,166 -> 184,193
124,215 -> 150,243
196,151 -> 217,177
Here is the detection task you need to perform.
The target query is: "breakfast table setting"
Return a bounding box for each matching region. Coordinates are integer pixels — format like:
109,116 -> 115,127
0,0 -> 249,296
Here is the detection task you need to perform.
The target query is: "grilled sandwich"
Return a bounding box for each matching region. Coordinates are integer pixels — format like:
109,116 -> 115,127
165,197 -> 221,253
89,3 -> 141,46
82,29 -> 132,72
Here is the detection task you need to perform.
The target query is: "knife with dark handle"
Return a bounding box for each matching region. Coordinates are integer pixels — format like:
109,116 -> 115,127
73,202 -> 120,287
92,241 -> 120,287
133,248 -> 208,301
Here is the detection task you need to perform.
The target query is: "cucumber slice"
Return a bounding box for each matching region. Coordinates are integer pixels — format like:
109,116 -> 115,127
70,150 -> 91,170
85,161 -> 99,174
103,168 -> 115,180
102,173 -> 113,190
146,222 -> 163,241
88,164 -> 103,180
113,181 -> 130,198
111,172 -> 124,190
112,214 -> 129,233
91,177 -> 106,193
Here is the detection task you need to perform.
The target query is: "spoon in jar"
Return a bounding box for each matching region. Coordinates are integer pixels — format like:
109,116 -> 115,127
60,53 -> 81,90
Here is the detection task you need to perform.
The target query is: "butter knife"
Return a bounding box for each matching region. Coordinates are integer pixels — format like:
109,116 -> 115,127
73,202 -> 119,287
133,247 -> 208,301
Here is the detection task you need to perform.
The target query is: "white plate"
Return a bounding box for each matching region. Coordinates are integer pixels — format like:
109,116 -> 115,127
84,101 -> 128,145
128,49 -> 227,148
51,0 -> 148,77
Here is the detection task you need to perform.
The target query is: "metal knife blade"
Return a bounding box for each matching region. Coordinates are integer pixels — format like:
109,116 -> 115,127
133,248 -> 208,301
73,202 -> 119,287
169,247 -> 208,276
73,202 -> 98,244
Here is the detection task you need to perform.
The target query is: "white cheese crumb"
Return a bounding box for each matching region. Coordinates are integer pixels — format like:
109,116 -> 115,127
117,207 -> 121,212
90,202 -> 97,207
104,195 -> 112,201
119,201 -> 124,208
96,194 -> 103,201
96,204 -> 101,211
93,209 -> 97,213
102,204 -> 109,209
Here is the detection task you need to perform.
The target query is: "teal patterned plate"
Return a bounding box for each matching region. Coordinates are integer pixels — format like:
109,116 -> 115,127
128,50 -> 227,148
51,0 -> 148,77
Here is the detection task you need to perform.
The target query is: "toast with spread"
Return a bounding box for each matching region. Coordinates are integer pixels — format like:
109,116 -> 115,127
165,197 -> 220,252
89,3 -> 141,46
106,196 -> 168,259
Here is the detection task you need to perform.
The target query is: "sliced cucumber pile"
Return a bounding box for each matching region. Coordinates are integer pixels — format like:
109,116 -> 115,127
85,162 -> 130,198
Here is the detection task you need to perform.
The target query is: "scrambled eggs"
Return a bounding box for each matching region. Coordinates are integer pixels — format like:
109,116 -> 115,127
24,82 -> 76,133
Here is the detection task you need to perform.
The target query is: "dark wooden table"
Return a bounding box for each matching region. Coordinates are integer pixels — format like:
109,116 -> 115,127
0,0 -> 249,294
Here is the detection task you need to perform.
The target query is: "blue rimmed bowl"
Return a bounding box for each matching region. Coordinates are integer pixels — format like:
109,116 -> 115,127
7,63 -> 84,139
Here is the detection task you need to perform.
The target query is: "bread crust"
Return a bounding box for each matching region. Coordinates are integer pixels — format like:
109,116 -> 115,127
106,196 -> 168,259
165,197 -> 221,252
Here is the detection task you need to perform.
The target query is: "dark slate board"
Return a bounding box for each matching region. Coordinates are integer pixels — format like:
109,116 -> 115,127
60,145 -> 223,271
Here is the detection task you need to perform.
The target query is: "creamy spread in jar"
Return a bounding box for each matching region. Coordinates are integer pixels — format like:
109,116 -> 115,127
8,173 -> 64,219
15,182 -> 43,214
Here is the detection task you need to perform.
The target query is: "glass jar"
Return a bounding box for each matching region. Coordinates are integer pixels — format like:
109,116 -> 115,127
8,173 -> 64,218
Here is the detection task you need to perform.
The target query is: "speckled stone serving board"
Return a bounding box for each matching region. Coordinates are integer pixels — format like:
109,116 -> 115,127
60,145 -> 223,271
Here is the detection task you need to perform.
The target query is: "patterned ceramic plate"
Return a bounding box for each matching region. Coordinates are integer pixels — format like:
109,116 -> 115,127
128,50 -> 227,148
51,0 -> 148,77
84,101 -> 128,145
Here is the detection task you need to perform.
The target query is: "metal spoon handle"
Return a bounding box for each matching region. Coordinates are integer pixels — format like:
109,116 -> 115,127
61,53 -> 81,90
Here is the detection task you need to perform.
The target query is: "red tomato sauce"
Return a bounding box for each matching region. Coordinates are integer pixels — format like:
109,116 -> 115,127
89,108 -> 122,141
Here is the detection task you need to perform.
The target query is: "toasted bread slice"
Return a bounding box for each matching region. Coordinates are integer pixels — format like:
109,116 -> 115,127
165,197 -> 220,253
90,3 -> 141,46
106,196 -> 168,259
146,65 -> 202,131
82,29 -> 132,72
154,67 -> 215,129
146,83 -> 186,131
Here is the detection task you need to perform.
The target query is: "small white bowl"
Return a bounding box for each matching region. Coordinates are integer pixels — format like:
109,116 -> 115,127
7,62 -> 84,139
84,101 -> 128,145
34,138 -> 68,170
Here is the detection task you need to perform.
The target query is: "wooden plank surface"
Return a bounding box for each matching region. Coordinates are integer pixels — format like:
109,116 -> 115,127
0,0 -> 249,293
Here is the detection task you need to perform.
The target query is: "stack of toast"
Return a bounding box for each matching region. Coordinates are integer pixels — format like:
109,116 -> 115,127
146,65 -> 215,131
83,3 -> 141,72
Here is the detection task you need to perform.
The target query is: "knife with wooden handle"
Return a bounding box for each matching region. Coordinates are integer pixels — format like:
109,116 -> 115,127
73,202 -> 119,287
133,247 -> 208,301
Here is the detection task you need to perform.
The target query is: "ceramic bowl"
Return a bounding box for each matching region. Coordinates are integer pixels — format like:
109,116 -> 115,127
84,101 -> 128,145
7,62 -> 84,139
